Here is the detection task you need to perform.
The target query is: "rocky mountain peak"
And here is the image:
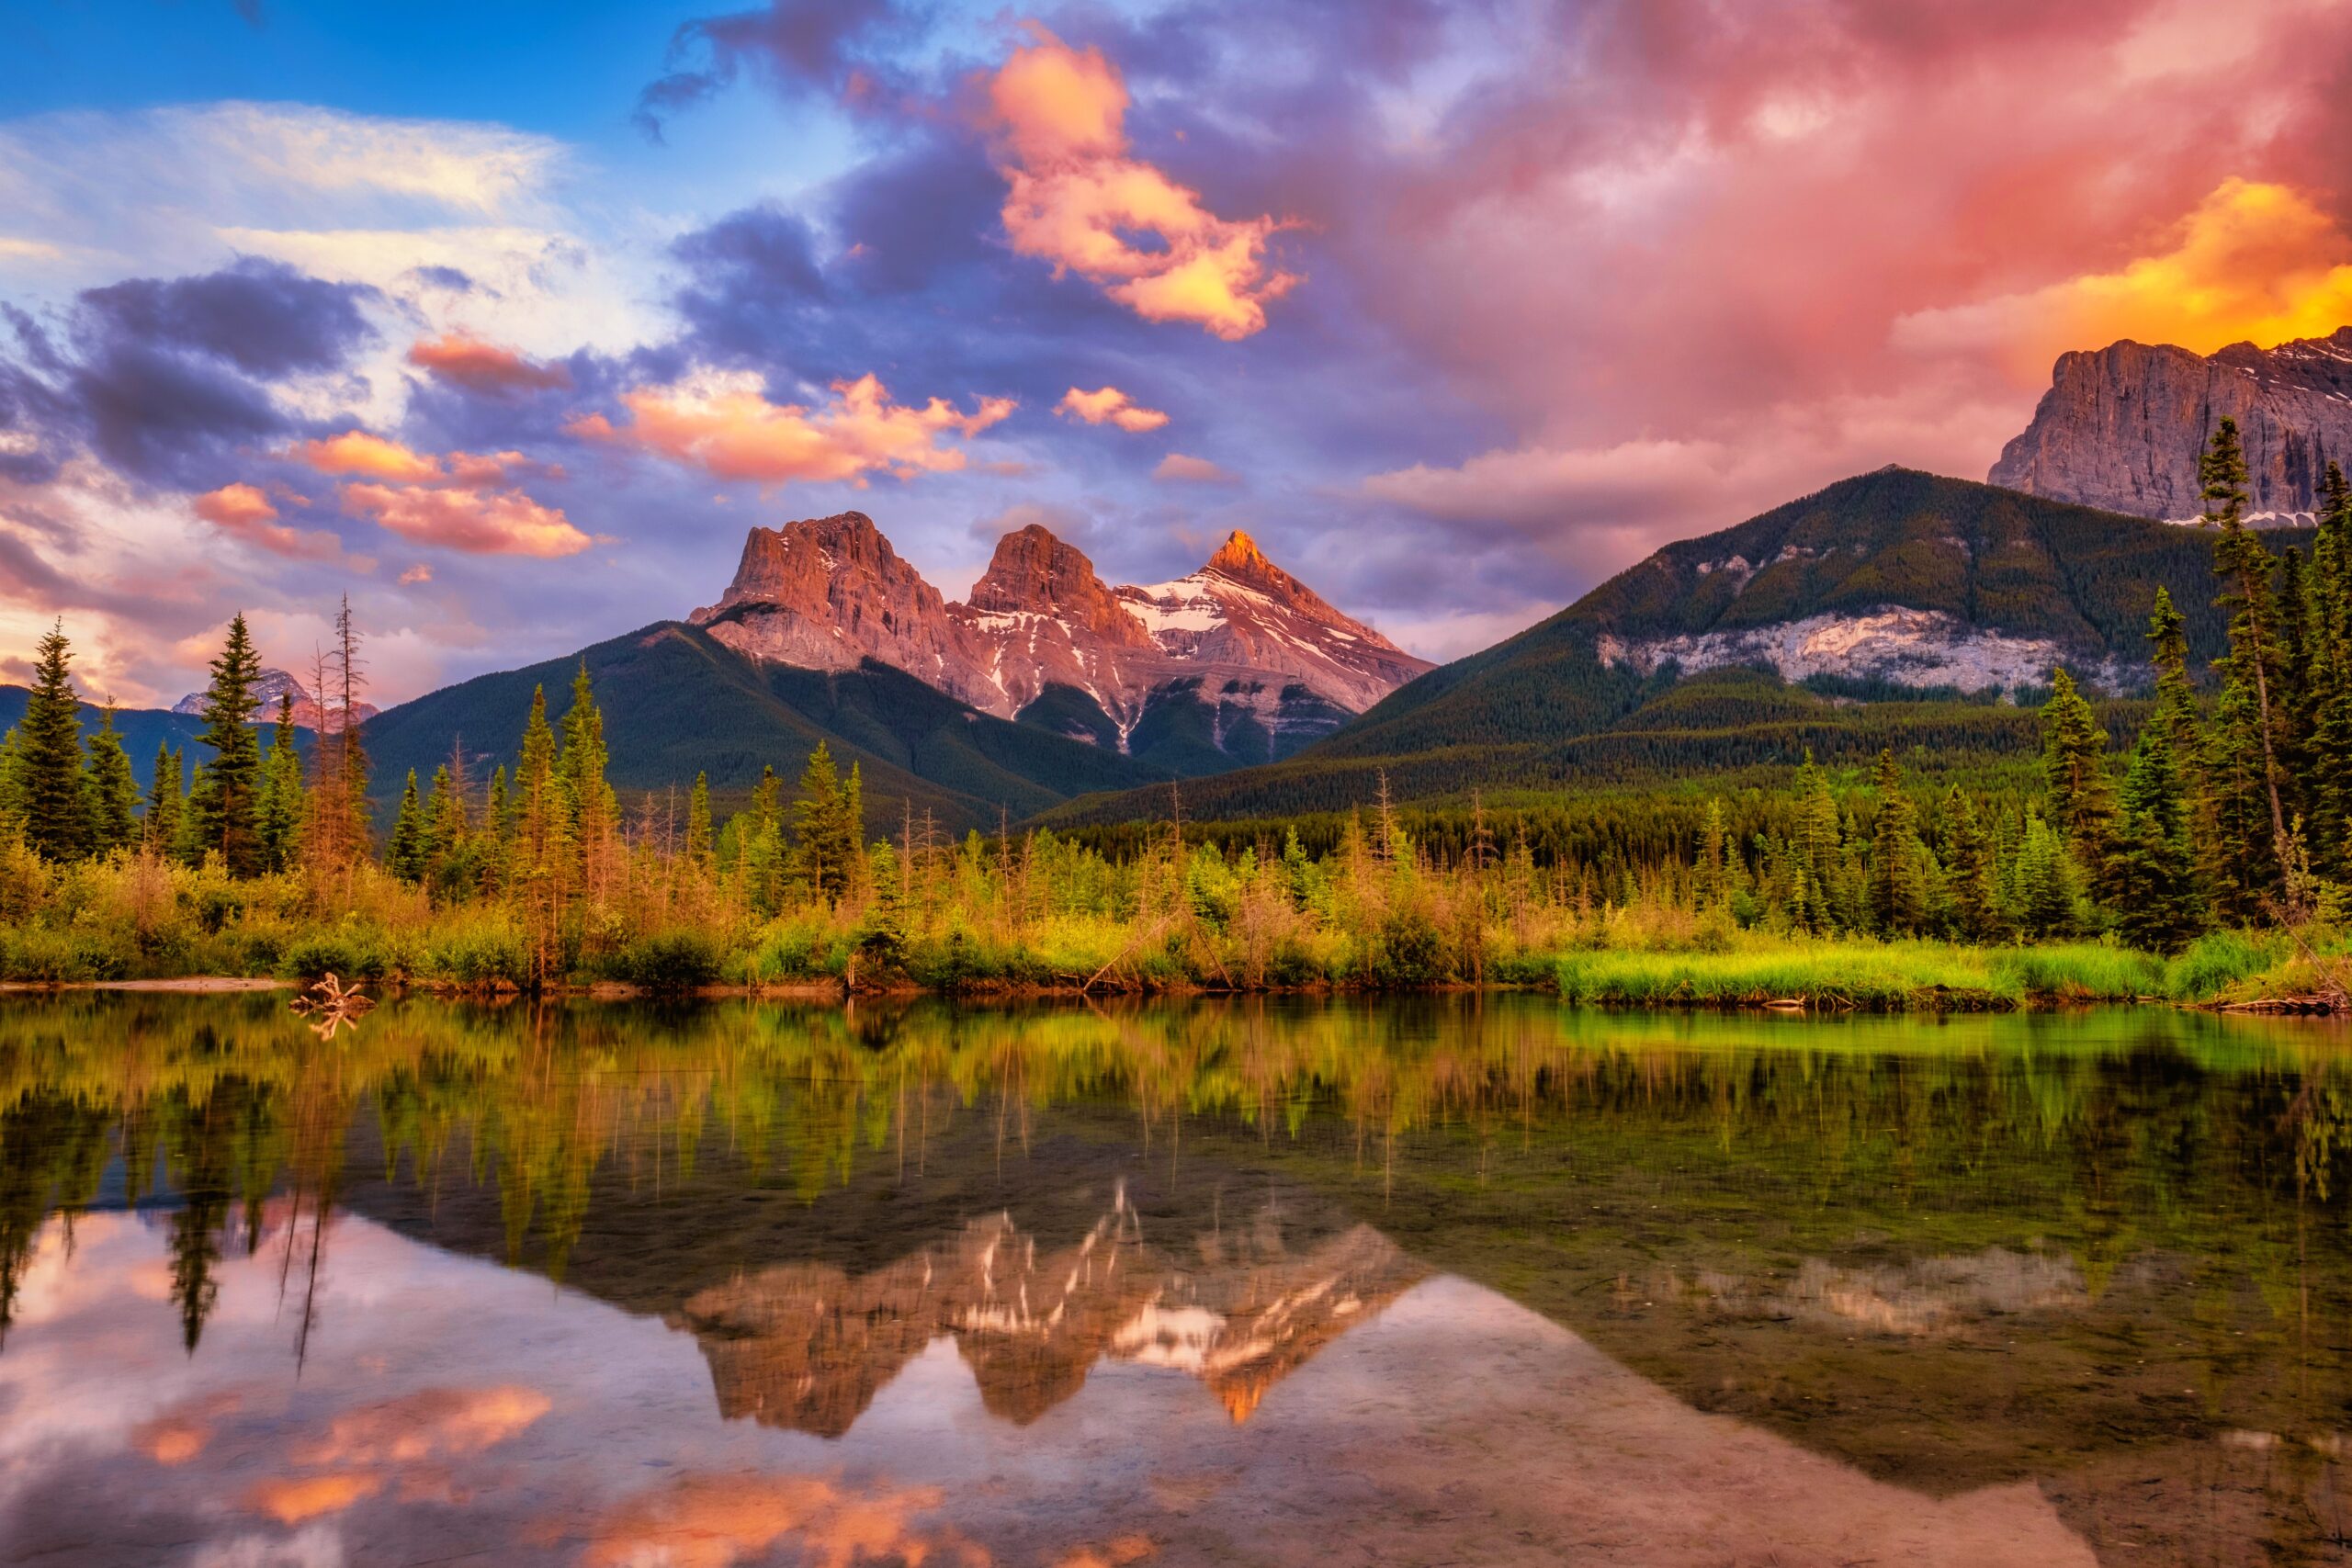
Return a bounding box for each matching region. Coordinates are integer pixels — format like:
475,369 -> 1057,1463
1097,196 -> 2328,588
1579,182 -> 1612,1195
172,667 -> 376,729
1206,528 -> 1273,580
1990,327 -> 2352,522
687,511 -> 1434,765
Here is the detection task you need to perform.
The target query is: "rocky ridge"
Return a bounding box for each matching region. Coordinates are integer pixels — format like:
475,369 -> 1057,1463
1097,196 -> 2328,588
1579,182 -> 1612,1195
690,513 -> 1431,764
1990,328 -> 2352,523
172,667 -> 377,729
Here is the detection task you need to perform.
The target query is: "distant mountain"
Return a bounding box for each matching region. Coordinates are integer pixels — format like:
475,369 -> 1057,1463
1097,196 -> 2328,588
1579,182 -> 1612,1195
173,667 -> 377,729
690,513 -> 1430,773
359,619 -> 1174,832
1044,468 -> 2283,826
1991,328 -> 2352,523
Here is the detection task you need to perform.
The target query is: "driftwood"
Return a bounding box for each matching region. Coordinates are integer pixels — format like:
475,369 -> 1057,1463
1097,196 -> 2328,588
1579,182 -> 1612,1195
289,972 -> 376,1039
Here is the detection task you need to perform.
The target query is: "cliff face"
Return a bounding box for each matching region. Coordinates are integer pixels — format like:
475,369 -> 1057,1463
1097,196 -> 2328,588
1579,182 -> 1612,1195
688,513 -> 1432,763
1989,329 -> 2352,522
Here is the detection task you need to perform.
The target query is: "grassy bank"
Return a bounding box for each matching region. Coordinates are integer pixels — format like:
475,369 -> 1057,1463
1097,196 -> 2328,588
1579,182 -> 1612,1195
0,837 -> 2339,1010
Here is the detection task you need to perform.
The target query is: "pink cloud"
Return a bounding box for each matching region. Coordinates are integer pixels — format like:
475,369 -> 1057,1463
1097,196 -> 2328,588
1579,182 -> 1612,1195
191,483 -> 350,562
986,31 -> 1298,340
341,482 -> 592,558
1153,452 -> 1238,484
1057,385 -> 1170,433
1341,0 -> 2352,581
406,333 -> 571,394
571,369 -> 1014,486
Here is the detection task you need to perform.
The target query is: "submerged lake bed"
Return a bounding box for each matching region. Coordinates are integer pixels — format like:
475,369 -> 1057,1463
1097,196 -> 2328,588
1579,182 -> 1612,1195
3,996 -> 2350,1565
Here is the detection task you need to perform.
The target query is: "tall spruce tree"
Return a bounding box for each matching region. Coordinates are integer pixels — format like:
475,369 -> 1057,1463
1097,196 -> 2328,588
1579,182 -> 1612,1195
2040,669 -> 2114,870
2312,462 -> 2352,874
1865,749 -> 1928,935
82,705 -> 139,855
511,686 -> 571,982
187,614 -> 266,875
145,743 -> 184,854
685,773 -> 714,872
793,742 -> 849,903
2201,415 -> 2294,894
1940,787 -> 2000,942
255,694 -> 305,873
2107,716 -> 2201,952
385,769 -> 427,882
19,621 -> 88,861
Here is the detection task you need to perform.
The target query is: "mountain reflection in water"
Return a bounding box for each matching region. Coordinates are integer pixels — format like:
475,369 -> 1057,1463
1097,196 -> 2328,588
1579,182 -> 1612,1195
2,994 -> 2351,1565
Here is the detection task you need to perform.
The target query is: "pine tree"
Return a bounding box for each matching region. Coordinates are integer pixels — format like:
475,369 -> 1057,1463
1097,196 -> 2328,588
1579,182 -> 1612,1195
1865,749 -> 1928,935
2145,587 -> 2202,761
793,742 -> 849,904
2201,415 -> 2293,891
2106,719 -> 2201,952
186,615 -> 266,874
19,621 -> 88,861
1694,797 -> 1728,908
511,686 -> 571,982
0,728 -> 27,831
2311,463 -> 2352,875
385,769 -> 427,882
685,773 -> 713,871
1792,750 -> 1839,933
557,662 -> 614,900
2009,808 -> 2081,940
145,743 -> 184,855
2040,669 -> 2114,870
424,761 -> 469,894
255,694 -> 305,873
1940,787 -> 2000,942
82,705 -> 139,856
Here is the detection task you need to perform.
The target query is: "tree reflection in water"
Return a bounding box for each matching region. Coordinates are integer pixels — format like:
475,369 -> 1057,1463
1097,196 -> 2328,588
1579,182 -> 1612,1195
2,995 -> 2351,1563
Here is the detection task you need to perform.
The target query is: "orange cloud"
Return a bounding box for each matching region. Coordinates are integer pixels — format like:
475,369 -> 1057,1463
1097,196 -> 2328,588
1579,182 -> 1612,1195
1057,385 -> 1170,432
398,562 -> 433,585
294,431 -> 443,482
571,369 -> 1014,486
1897,179 -> 2352,379
578,1473 -> 980,1568
192,483 -> 348,561
1153,452 -> 1238,484
987,32 -> 1298,340
294,1385 -> 550,1466
407,332 -> 571,394
244,1472 -> 382,1524
342,481 -> 591,557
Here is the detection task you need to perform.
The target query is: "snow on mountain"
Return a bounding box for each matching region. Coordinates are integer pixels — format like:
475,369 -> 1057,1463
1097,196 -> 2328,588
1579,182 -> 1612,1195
689,513 -> 1430,761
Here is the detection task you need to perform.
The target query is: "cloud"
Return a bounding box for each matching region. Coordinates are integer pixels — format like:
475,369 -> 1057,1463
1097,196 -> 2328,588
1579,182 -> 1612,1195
292,1385 -> 550,1466
191,483 -> 348,561
406,333 -> 571,394
1057,385 -> 1169,432
398,562 -> 433,585
577,1472 -> 978,1568
571,368 -> 1013,486
77,256 -> 377,379
340,481 -> 591,558
294,431 -> 443,482
634,0 -> 913,141
986,31 -> 1299,340
243,1472 -> 381,1525
1153,452 -> 1237,484
1894,178 -> 2352,377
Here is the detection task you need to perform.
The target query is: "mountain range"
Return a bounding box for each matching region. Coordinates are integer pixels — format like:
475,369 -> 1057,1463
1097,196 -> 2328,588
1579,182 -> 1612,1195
12,321 -> 2344,832
690,513 -> 1430,769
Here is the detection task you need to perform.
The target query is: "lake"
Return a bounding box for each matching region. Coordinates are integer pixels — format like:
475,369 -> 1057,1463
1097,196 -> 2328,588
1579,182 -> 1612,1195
3,994 -> 2350,1566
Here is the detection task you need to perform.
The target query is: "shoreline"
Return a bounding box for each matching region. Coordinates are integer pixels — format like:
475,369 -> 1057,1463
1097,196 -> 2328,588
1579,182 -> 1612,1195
0,973 -> 2336,1015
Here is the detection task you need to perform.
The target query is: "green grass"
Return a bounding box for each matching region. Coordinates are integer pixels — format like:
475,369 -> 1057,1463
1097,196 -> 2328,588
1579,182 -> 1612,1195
1553,940 -> 2188,1011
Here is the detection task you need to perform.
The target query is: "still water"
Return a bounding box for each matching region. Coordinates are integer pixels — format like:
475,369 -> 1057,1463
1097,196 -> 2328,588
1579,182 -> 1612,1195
3,994 -> 2351,1566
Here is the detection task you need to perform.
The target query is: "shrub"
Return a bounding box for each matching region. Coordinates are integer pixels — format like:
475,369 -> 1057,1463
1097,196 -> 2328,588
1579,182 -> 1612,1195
606,928 -> 725,990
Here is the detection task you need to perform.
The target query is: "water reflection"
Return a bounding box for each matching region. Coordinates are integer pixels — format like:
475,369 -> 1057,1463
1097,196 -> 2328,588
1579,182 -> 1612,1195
1,994 -> 2349,1564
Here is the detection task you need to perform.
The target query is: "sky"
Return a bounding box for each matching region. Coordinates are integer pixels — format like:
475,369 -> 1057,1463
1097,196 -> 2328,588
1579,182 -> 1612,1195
5,0 -> 2352,707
